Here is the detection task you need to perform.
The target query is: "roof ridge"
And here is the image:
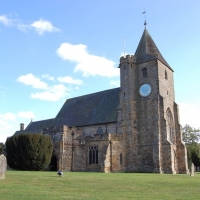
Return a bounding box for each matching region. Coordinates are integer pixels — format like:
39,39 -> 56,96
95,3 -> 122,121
65,87 -> 120,101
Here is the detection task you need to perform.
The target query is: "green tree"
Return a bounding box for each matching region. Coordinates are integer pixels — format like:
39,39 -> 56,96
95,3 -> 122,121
182,124 -> 200,166
6,133 -> 53,170
0,143 -> 3,154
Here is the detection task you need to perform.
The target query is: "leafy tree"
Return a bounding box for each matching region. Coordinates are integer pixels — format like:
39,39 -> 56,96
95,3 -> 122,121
182,124 -> 200,166
6,133 -> 53,171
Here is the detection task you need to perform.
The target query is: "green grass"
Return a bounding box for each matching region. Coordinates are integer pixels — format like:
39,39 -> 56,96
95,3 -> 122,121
0,171 -> 200,200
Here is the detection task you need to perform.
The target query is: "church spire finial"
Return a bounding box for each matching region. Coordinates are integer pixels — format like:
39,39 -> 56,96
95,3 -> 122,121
142,10 -> 147,29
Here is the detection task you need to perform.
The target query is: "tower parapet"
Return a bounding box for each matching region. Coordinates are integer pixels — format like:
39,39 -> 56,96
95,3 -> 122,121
119,55 -> 136,65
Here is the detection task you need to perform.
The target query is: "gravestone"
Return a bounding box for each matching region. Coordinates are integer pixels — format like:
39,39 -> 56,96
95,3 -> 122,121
0,154 -> 7,179
189,162 -> 194,176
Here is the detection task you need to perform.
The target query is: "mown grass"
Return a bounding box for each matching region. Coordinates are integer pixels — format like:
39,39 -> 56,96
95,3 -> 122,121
0,171 -> 200,200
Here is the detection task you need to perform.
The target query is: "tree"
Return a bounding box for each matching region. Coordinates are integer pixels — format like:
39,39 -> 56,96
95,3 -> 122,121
6,133 -> 53,171
182,124 -> 200,166
0,143 -> 3,154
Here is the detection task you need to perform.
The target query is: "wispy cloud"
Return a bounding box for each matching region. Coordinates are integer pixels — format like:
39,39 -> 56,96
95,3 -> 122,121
17,73 -> 69,101
17,111 -> 35,119
57,76 -> 83,85
31,84 -> 68,101
57,43 -> 119,77
31,19 -> 61,35
110,80 -> 120,87
0,14 -> 60,35
0,15 -> 12,26
42,74 -> 55,81
17,73 -> 48,89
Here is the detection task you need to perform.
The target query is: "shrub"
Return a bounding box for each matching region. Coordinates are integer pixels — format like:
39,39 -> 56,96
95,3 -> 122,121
0,143 -> 3,154
6,133 -> 53,170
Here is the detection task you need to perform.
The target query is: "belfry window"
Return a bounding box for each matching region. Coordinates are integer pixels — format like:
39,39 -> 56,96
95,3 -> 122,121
142,68 -> 147,78
166,109 -> 174,143
89,146 -> 98,165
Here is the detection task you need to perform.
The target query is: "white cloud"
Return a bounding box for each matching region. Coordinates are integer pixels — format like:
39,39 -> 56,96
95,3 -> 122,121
31,19 -> 60,35
31,84 -> 68,101
17,74 -> 69,101
0,15 -> 60,35
0,112 -> 16,121
179,103 -> 200,129
17,73 -> 48,90
42,74 -> 55,81
0,111 -> 35,143
57,76 -> 83,85
0,15 -> 12,26
0,15 -> 28,32
17,111 -> 35,119
110,80 -> 120,87
57,43 -> 119,77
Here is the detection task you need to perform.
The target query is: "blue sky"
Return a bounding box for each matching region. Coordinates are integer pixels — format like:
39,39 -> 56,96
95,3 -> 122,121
0,0 -> 200,143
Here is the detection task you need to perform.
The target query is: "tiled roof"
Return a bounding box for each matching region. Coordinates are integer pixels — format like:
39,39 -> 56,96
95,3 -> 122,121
25,118 -> 54,132
51,88 -> 120,127
14,118 -> 54,135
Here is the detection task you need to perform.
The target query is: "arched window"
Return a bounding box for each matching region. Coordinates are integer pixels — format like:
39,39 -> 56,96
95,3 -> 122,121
142,68 -> 147,78
166,108 -> 174,143
89,146 -> 98,165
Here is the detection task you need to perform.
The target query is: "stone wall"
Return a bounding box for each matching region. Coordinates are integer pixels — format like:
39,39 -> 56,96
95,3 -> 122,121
50,54 -> 188,174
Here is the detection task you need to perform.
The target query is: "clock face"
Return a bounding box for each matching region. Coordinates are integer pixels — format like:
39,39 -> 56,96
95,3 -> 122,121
139,84 -> 152,97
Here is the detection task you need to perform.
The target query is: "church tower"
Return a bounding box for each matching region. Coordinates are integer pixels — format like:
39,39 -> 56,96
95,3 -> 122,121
117,28 -> 188,174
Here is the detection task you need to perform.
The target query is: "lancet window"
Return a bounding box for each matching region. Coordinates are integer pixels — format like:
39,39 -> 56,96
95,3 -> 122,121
89,146 -> 98,165
142,68 -> 148,78
166,108 -> 174,143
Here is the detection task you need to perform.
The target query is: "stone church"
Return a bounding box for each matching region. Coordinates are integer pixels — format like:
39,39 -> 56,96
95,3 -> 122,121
15,27 -> 189,174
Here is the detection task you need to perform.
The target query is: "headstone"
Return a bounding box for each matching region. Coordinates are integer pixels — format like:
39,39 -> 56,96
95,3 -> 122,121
189,162 -> 194,176
0,154 -> 7,179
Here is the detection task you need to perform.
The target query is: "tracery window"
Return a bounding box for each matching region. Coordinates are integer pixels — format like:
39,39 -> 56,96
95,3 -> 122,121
89,146 -> 98,165
142,68 -> 147,78
166,108 -> 174,143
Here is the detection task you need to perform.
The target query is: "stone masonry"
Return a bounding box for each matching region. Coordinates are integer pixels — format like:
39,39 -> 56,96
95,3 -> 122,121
17,28 -> 189,174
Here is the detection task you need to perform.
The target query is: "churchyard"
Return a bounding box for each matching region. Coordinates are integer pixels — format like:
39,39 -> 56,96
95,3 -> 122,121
0,171 -> 200,200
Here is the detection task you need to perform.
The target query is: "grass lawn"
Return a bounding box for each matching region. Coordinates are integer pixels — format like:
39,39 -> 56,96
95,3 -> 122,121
0,171 -> 200,200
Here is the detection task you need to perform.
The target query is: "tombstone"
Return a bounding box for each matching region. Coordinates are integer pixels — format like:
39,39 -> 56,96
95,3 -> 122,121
189,162 -> 194,176
0,154 -> 7,179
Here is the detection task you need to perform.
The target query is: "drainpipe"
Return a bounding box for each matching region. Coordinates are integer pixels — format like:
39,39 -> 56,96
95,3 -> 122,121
71,131 -> 75,172
109,140 -> 112,172
61,133 -> 64,171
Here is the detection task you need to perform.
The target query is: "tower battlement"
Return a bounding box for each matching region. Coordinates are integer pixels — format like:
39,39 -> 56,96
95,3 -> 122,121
120,55 -> 136,64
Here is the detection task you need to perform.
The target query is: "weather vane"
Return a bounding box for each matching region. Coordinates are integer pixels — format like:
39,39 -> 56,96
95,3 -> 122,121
142,10 -> 147,28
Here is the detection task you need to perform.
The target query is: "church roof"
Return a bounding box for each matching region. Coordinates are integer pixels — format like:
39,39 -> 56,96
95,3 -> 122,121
14,118 -> 54,135
25,118 -> 54,132
135,28 -> 173,71
51,88 -> 120,127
